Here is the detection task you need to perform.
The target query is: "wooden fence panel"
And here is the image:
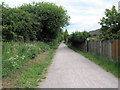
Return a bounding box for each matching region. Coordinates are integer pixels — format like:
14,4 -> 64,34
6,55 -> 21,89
111,40 -> 120,61
87,40 -> 119,61
116,40 -> 118,61
77,39 -> 119,61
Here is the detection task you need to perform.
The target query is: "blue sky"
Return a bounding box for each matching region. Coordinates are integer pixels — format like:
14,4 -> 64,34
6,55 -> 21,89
1,0 -> 119,34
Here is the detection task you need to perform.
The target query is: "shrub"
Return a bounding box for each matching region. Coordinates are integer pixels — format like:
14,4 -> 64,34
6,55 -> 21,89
68,31 -> 92,45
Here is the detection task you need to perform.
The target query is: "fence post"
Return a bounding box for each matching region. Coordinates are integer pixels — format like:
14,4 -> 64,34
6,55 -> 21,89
86,40 -> 88,52
118,40 -> 120,61
109,40 -> 112,59
100,40 -> 102,56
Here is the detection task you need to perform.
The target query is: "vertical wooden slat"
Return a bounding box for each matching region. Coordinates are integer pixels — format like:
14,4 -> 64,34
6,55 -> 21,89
100,40 -> 102,56
114,40 -> 116,60
111,40 -> 114,60
116,40 -> 118,61
118,40 -> 120,61
114,40 -> 116,61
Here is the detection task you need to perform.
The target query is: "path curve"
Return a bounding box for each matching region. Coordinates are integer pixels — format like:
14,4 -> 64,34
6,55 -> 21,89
38,43 -> 118,88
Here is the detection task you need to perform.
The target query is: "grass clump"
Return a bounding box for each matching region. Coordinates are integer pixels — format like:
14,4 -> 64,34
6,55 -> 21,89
2,41 -> 50,77
67,44 -> 119,78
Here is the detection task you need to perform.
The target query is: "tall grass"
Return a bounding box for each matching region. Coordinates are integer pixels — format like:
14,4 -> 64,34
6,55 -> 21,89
17,49 -> 55,88
2,41 -> 51,77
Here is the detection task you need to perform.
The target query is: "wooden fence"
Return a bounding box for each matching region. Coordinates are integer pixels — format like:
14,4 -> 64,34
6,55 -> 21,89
77,39 -> 120,61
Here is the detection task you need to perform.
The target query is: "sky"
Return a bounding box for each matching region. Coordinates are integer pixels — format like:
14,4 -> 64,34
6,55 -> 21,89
1,0 -> 120,34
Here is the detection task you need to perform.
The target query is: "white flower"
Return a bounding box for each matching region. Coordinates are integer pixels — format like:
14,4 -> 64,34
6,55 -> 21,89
16,55 -> 18,58
8,57 -> 14,61
21,55 -> 25,59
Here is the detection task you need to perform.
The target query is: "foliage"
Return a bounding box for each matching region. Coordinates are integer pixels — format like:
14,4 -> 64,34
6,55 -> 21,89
2,4 -> 38,41
2,2 -> 70,42
99,6 -> 120,40
64,29 -> 69,43
2,2 -> 67,77
68,31 -> 92,45
2,41 -> 51,77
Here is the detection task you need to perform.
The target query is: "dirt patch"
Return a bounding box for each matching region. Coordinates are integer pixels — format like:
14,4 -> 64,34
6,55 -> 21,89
2,51 -> 49,88
27,51 -> 49,65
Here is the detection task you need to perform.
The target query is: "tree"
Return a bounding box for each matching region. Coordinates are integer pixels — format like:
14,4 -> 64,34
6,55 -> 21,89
2,2 -> 70,42
99,6 -> 120,40
64,29 -> 69,43
68,31 -> 92,45
19,2 -> 70,42
2,3 -> 38,41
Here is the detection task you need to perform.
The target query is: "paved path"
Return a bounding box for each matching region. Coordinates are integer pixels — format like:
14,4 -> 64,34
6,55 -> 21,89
38,43 -> 118,88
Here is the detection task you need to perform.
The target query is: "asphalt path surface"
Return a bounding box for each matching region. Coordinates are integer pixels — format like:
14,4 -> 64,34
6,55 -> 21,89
38,43 -> 118,88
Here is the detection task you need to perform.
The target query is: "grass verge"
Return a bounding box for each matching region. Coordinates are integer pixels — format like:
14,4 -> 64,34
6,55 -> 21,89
67,44 -> 119,78
2,41 -> 50,77
2,48 -> 56,88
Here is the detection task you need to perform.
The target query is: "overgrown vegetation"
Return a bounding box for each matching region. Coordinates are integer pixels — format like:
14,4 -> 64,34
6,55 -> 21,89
2,1 -> 70,78
68,44 -> 119,78
2,42 -> 51,77
99,6 -> 120,40
2,49 -> 55,88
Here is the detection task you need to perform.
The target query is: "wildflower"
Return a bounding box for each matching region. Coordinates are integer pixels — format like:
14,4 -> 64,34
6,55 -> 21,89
21,55 -> 25,59
16,55 -> 18,58
8,57 -> 14,61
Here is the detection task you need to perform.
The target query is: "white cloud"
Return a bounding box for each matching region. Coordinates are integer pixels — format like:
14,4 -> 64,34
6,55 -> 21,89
2,0 -> 119,34
3,0 -> 30,7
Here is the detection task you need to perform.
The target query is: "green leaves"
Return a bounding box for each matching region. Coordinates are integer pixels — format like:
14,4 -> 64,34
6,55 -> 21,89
68,31 -> 92,44
99,6 -> 120,40
18,2 -> 70,42
64,29 -> 69,43
2,2 -> 70,42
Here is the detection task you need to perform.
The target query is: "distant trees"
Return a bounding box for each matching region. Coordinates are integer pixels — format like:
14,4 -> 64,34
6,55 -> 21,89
64,29 -> 69,43
68,31 -> 92,45
99,6 -> 120,40
2,2 -> 70,42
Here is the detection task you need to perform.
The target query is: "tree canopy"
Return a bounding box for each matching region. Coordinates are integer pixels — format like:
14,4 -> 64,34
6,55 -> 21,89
99,6 -> 120,40
2,2 -> 70,42
68,31 -> 92,45
64,29 -> 69,43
